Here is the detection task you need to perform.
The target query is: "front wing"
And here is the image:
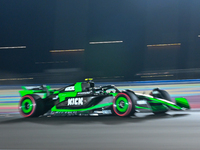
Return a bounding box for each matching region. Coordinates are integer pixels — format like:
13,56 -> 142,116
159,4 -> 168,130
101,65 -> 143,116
135,93 -> 190,113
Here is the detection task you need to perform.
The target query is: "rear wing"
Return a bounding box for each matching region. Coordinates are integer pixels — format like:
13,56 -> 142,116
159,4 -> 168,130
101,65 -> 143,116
19,85 -> 53,98
21,85 -> 51,90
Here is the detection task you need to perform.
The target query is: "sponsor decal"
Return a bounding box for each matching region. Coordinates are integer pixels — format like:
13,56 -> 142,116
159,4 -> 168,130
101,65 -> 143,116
77,92 -> 91,95
68,97 -> 83,106
67,111 -> 77,115
137,100 -> 147,105
65,86 -> 75,91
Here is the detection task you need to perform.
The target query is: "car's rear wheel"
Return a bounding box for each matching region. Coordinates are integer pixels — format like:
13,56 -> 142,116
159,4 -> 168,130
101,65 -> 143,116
19,94 -> 44,117
113,93 -> 135,117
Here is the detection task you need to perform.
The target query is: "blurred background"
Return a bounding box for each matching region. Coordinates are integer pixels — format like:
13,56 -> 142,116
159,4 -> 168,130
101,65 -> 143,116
0,0 -> 200,85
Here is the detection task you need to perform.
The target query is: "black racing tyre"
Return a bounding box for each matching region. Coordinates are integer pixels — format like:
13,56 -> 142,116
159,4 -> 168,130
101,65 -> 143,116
150,88 -> 172,102
19,94 -> 44,117
113,92 -> 135,117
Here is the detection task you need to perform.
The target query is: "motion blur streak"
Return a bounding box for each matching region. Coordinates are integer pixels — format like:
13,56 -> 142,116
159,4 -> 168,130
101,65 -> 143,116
50,49 -> 84,53
147,43 -> 181,47
0,46 -> 26,49
0,78 -> 33,81
1,82 -> 200,114
0,90 -> 20,114
89,41 -> 123,44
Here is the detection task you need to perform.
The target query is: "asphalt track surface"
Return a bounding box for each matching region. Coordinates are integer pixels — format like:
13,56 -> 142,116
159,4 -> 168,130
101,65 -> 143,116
1,81 -> 200,150
1,111 -> 200,150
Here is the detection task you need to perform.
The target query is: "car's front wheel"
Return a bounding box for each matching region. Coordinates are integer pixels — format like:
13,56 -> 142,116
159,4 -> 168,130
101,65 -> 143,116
113,93 -> 135,117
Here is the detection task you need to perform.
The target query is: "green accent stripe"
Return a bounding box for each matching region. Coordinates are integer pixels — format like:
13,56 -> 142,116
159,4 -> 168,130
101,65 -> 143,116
109,93 -> 118,97
147,97 -> 182,110
59,92 -> 77,102
175,97 -> 190,109
135,106 -> 152,110
51,102 -> 113,112
74,82 -> 82,92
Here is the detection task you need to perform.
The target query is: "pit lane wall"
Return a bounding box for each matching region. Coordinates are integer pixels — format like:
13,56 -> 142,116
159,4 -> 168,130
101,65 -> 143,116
1,79 -> 200,114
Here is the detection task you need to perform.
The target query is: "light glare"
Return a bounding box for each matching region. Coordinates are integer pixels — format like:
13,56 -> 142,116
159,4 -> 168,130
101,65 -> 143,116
147,43 -> 181,47
89,41 -> 123,44
0,46 -> 26,50
50,49 -> 84,53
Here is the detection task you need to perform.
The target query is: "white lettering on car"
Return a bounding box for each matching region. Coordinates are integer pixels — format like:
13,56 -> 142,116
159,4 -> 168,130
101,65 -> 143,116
68,98 -> 83,106
137,100 -> 147,105
65,86 -> 75,91
77,92 -> 91,95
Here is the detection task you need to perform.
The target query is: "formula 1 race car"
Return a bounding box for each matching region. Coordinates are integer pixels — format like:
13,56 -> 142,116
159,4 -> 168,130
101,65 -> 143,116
18,79 -> 190,118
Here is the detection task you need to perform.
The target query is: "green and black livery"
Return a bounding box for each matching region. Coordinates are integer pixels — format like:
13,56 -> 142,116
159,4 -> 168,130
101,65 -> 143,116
18,79 -> 190,117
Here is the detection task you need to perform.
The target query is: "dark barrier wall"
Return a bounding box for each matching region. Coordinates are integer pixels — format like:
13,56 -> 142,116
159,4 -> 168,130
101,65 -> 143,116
85,1 -> 146,80
0,0 -> 200,84
0,0 -> 55,73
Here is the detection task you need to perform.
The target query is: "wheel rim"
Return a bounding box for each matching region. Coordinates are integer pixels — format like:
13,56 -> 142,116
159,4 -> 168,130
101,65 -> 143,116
113,93 -> 133,116
21,99 -> 33,114
116,97 -> 129,113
